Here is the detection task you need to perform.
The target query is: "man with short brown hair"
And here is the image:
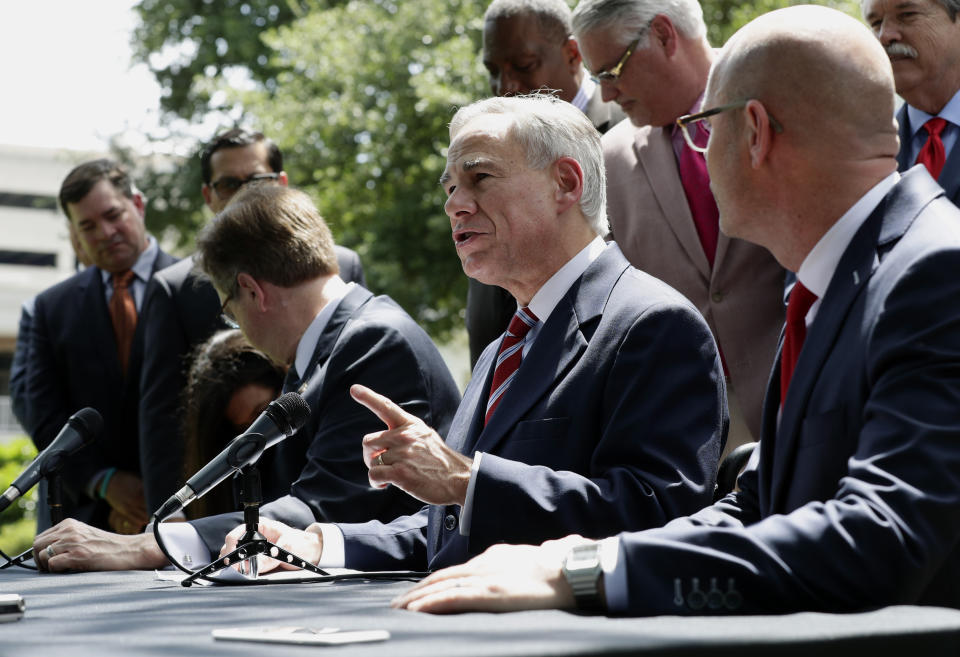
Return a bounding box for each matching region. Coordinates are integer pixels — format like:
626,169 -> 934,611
27,159 -> 177,533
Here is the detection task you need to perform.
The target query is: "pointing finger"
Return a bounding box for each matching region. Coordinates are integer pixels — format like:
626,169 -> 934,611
351,384 -> 416,429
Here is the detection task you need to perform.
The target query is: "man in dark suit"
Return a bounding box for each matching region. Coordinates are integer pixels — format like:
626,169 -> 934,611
467,0 -> 627,368
220,94 -> 725,575
32,184 -> 460,572
392,6 -> 960,615
571,0 -> 785,452
27,160 -> 178,534
862,0 -> 960,204
138,128 -> 366,515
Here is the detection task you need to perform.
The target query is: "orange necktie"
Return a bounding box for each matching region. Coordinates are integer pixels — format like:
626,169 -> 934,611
109,270 -> 137,375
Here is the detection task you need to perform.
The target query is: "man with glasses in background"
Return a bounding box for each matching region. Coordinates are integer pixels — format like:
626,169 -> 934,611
571,0 -> 784,455
137,128 -> 366,517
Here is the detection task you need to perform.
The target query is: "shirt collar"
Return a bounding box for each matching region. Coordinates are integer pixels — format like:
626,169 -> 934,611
906,87 -> 960,137
570,74 -> 596,113
292,282 -> 354,379
100,235 -> 158,285
526,236 -> 606,323
797,172 -> 899,310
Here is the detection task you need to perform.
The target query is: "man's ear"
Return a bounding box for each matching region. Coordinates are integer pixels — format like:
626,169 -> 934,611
131,192 -> 146,219
236,272 -> 268,312
554,156 -> 585,214
201,184 -> 214,210
743,99 -> 774,169
563,37 -> 583,74
650,14 -> 679,57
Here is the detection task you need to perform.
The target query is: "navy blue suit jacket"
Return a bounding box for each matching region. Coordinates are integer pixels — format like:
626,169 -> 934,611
188,286 -> 461,554
614,168 -> 960,615
896,104 -> 960,205
27,249 -> 178,530
138,246 -> 365,513
339,244 -> 726,571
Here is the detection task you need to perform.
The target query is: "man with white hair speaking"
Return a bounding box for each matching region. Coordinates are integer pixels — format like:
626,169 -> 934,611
392,6 -> 960,615
221,93 -> 726,575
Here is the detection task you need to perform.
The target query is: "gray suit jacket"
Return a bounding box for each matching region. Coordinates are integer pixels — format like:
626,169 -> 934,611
603,119 -> 785,440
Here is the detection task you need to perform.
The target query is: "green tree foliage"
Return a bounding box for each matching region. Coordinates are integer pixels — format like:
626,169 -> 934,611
128,0 -> 862,336
0,438 -> 38,555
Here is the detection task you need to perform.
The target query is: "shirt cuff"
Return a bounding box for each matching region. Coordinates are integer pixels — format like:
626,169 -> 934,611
307,523 -> 346,568
458,451 -> 483,537
601,536 -> 627,612
149,521 -> 212,570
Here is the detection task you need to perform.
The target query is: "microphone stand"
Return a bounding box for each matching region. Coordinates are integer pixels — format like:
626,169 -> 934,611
180,465 -> 330,587
1,474 -> 63,571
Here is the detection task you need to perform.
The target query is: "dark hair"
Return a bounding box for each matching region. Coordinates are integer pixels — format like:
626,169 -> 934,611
200,128 -> 284,184
484,0 -> 573,44
196,184 -> 339,298
58,159 -> 135,219
181,329 -> 284,518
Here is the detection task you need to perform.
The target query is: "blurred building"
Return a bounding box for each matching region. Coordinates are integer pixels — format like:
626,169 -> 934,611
0,144 -> 101,437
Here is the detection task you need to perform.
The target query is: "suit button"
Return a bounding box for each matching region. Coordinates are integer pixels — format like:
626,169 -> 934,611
711,292 -> 724,303
444,514 -> 457,531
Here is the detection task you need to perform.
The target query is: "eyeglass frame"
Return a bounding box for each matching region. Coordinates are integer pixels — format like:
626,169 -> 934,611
219,292 -> 239,330
210,172 -> 281,197
675,99 -> 784,154
589,31 -> 647,84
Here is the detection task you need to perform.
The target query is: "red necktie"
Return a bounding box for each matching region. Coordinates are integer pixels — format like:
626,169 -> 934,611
109,270 -> 138,375
677,124 -> 720,267
916,117 -> 947,179
780,282 -> 818,405
485,307 -> 539,424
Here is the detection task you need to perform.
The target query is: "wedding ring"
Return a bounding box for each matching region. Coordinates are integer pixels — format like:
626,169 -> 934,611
46,545 -> 56,559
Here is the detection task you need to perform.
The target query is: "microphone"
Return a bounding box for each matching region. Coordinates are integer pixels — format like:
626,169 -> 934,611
154,392 -> 310,520
0,408 -> 102,514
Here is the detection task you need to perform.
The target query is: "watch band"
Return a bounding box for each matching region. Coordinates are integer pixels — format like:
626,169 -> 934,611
562,543 -> 606,611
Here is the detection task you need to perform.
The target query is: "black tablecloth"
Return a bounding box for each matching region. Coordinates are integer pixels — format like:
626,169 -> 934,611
2,568 -> 960,656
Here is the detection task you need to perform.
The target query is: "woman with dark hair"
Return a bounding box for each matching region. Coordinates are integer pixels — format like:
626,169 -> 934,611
182,329 -> 285,519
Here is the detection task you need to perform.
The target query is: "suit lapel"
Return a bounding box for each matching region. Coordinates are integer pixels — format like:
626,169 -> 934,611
467,245 -> 627,457
82,267 -> 123,381
296,286 -> 374,400
636,127 -> 712,281
768,169 -> 938,508
896,104 -> 912,173
938,140 -> 960,203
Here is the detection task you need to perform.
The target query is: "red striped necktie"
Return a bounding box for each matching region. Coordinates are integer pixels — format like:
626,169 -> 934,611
485,307 -> 539,424
780,282 -> 817,406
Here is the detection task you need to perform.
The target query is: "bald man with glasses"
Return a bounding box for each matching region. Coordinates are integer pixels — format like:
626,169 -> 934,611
571,0 -> 785,455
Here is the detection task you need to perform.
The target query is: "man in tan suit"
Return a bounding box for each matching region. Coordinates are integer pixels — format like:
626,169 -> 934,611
572,0 -> 785,449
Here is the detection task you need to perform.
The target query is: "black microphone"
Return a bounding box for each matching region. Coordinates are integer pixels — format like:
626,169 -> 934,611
0,408 -> 102,514
154,392 -> 310,520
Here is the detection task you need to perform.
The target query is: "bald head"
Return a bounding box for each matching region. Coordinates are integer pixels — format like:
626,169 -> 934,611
708,5 -> 898,159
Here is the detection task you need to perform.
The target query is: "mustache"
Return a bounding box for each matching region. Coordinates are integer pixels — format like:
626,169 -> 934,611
885,42 -> 918,59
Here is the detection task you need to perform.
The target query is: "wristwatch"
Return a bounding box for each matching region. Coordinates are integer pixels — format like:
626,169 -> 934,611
561,543 -> 606,611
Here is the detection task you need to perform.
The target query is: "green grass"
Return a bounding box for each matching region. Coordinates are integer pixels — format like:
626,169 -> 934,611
0,437 -> 38,555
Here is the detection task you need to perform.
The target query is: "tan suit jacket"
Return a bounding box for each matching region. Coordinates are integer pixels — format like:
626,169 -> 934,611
603,119 -> 785,441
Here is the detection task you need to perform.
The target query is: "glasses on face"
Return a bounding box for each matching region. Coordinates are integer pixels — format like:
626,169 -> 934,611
210,172 -> 280,198
590,31 -> 646,84
676,100 -> 785,154
220,293 -> 239,329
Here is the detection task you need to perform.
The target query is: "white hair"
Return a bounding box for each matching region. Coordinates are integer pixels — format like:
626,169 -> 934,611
449,94 -> 609,236
572,0 -> 706,46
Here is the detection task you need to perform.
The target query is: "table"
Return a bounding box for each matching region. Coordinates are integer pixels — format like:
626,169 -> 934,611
2,568 -> 960,656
